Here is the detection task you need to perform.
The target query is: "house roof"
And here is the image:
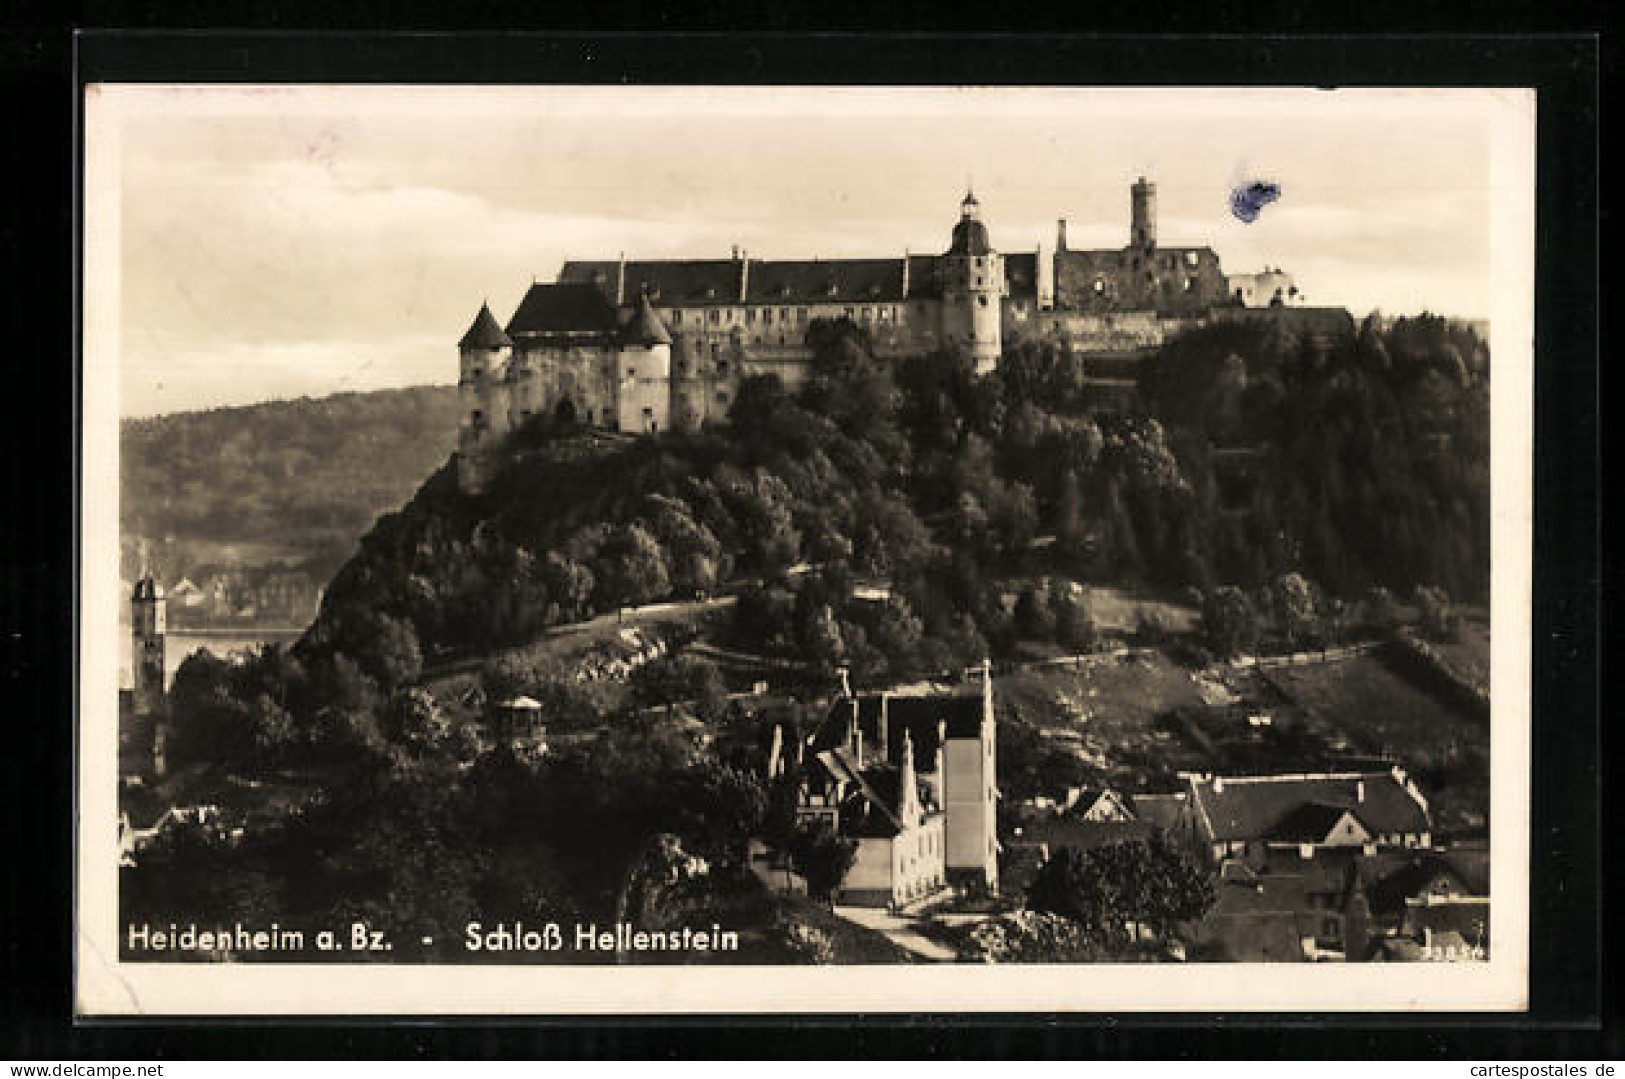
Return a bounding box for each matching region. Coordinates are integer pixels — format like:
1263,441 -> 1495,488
1405,897 -> 1490,947
811,751 -> 922,840
506,282 -> 621,336
1263,801 -> 1367,843
1131,792 -> 1192,832
1187,771 -> 1430,844
812,685 -> 988,771
459,302 -> 514,349
1441,846 -> 1490,896
1368,850 -> 1489,915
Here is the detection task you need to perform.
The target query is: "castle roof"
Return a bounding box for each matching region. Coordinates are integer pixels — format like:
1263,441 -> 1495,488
560,256 -> 948,306
506,282 -> 620,337
458,302 -> 513,349
621,291 -> 672,346
948,216 -> 993,257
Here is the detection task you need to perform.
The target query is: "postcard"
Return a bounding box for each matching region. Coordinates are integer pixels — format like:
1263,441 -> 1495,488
78,84 -> 1533,1014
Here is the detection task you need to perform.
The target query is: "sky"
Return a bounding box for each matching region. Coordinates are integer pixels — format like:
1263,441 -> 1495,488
90,86 -> 1517,418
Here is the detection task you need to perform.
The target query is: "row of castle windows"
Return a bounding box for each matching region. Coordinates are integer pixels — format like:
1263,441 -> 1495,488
1090,275 -> 1201,295
669,307 -> 813,328
668,303 -> 925,328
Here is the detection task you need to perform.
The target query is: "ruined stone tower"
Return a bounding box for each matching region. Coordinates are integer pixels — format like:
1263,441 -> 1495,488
1131,175 -> 1157,252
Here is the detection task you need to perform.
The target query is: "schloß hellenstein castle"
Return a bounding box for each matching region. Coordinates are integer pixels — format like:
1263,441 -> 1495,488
454,179 -> 1345,494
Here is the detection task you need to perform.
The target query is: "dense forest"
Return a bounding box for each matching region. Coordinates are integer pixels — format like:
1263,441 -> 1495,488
121,386 -> 462,581
301,312 -> 1487,683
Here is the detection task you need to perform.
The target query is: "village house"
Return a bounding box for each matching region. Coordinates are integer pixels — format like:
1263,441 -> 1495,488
1176,768 -> 1434,865
766,664 -> 1001,908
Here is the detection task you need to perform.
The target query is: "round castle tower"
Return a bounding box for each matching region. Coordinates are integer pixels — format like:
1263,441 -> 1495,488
615,290 -> 673,434
939,190 -> 1005,373
456,301 -> 514,495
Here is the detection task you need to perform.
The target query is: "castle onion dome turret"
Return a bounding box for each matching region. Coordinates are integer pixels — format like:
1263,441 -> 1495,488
948,188 -> 993,256
621,290 -> 673,347
458,301 -> 514,349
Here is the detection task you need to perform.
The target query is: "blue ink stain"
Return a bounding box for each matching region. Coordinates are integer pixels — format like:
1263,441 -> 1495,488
1230,180 -> 1282,223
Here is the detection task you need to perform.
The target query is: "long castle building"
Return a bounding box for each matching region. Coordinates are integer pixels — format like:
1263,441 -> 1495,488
455,179 -> 1320,494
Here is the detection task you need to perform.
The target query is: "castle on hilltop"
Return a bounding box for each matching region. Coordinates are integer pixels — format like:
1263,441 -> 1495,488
455,178 -> 1318,494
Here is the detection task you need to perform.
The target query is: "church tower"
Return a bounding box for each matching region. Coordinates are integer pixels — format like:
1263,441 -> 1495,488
131,573 -> 166,716
939,189 -> 1005,374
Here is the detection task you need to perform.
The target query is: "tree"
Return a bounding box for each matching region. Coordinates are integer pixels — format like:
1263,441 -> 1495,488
630,654 -> 727,715
1201,586 -> 1261,659
1265,572 -> 1320,650
596,523 -> 671,611
247,693 -> 298,766
800,604 -> 847,673
1049,582 -> 1096,653
1412,583 -> 1457,640
385,687 -> 450,754
661,761 -> 768,862
541,553 -> 595,623
358,611 -> 423,690
1359,585 -> 1403,631
1013,586 -> 1054,641
166,649 -> 254,768
788,824 -> 858,905
1027,837 -> 1213,950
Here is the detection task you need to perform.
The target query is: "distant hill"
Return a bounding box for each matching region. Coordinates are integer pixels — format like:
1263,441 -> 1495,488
120,385 -> 462,584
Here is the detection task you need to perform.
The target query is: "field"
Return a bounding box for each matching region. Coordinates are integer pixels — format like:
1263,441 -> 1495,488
1077,585 -> 1199,636
1261,654 -> 1484,767
1258,650 -> 1489,835
994,631 -> 1490,838
997,650 -> 1213,786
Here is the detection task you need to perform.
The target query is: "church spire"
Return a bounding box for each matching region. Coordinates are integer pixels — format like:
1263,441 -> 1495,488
896,730 -> 922,828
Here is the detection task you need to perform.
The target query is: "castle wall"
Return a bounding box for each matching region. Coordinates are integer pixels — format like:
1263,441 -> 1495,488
1054,247 -> 1227,315
513,340 -> 618,427
1005,308 -> 1205,354
1225,269 -> 1302,307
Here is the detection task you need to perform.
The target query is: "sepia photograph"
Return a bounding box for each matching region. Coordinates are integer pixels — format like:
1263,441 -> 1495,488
76,83 -> 1534,1014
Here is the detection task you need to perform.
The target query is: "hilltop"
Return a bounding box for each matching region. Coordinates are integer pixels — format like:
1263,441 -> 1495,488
120,385 -> 463,590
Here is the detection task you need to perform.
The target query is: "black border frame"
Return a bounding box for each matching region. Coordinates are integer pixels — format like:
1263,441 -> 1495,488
2,28 -> 1605,1058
